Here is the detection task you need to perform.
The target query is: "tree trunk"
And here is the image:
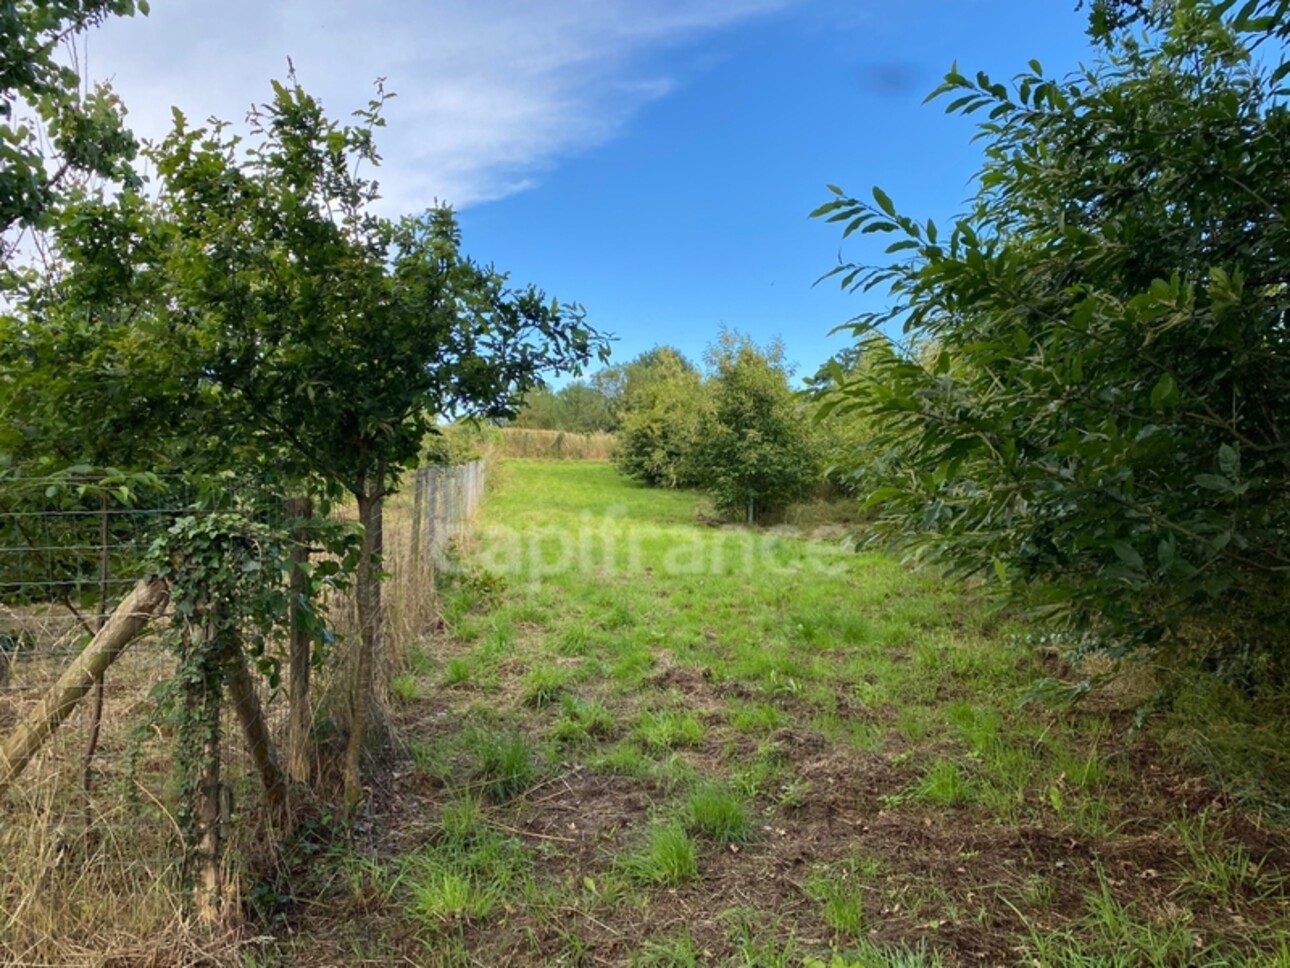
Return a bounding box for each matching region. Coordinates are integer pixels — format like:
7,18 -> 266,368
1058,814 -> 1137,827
227,650 -> 289,827
0,578 -> 168,797
285,497 -> 314,785
343,487 -> 383,813
193,623 -> 224,927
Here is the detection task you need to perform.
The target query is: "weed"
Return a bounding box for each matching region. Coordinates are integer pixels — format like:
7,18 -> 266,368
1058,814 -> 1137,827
1171,810 -> 1286,904
551,695 -> 617,744
557,625 -> 592,656
391,672 -> 422,704
410,869 -> 497,924
728,700 -> 786,733
912,758 -> 977,807
805,940 -> 945,967
472,729 -> 537,802
405,644 -> 437,676
444,657 -> 471,686
806,865 -> 868,939
631,930 -> 702,967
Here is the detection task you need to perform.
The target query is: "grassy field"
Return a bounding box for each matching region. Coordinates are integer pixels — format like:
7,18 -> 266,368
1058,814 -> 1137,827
276,460 -> 1290,967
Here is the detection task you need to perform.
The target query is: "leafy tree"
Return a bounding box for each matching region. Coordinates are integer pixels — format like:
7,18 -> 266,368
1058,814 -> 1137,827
149,80 -> 605,805
554,381 -> 614,433
696,332 -> 821,522
1,0 -> 146,253
512,385 -> 562,429
815,2 -> 1290,682
612,347 -> 709,488
807,337 -> 903,498
7,77 -> 607,808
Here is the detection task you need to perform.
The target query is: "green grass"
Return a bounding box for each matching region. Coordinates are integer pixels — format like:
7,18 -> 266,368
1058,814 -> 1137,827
390,672 -> 422,704
911,758 -> 978,807
471,728 -> 538,802
683,784 -> 753,844
520,664 -> 569,708
632,708 -> 706,750
295,460 -> 1290,966
620,823 -> 700,886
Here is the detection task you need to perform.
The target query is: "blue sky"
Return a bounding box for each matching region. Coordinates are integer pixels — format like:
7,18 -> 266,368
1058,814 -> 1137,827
88,0 -> 1098,380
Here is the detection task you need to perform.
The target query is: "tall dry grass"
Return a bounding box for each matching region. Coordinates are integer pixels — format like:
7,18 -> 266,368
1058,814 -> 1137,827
0,621 -> 266,965
0,467 -> 483,964
499,427 -> 615,461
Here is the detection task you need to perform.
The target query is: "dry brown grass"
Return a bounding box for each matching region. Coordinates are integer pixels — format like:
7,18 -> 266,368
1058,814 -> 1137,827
0,471 -> 481,964
0,625 -> 257,965
498,427 -> 615,460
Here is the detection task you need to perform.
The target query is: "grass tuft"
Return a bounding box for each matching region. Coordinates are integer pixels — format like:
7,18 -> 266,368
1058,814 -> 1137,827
621,824 -> 699,886
684,784 -> 753,844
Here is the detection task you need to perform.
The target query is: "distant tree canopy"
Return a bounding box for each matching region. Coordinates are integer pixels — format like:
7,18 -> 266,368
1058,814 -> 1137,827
612,346 -> 710,489
694,332 -> 821,522
816,0 -> 1290,684
512,380 -> 614,434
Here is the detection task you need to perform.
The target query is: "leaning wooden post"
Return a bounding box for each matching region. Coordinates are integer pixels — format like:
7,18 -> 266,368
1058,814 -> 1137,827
285,497 -> 314,785
0,578 -> 169,797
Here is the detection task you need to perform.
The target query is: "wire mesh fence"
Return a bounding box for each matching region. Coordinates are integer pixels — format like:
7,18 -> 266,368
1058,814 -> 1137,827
408,459 -> 486,562
0,460 -> 486,959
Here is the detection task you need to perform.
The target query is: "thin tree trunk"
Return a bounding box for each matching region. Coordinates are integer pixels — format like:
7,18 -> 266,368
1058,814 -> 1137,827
285,497 -> 313,785
0,579 -> 168,797
227,648 -> 289,827
343,487 -> 383,813
194,621 -> 224,927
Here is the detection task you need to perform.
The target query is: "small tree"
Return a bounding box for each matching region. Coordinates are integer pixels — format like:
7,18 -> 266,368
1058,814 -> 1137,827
147,79 -> 606,807
697,332 -> 820,522
9,76 -> 607,810
612,347 -> 710,488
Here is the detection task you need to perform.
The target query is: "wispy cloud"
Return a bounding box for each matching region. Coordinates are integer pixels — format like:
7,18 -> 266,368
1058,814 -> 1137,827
89,0 -> 795,211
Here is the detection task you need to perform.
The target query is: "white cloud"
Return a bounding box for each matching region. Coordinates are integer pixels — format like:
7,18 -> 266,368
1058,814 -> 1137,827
86,0 -> 795,211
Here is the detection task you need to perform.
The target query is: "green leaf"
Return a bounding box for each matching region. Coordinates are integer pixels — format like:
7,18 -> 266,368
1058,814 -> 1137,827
872,186 -> 895,217
1149,373 -> 1177,410
1218,444 -> 1239,478
1194,473 -> 1234,493
1111,541 -> 1143,571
